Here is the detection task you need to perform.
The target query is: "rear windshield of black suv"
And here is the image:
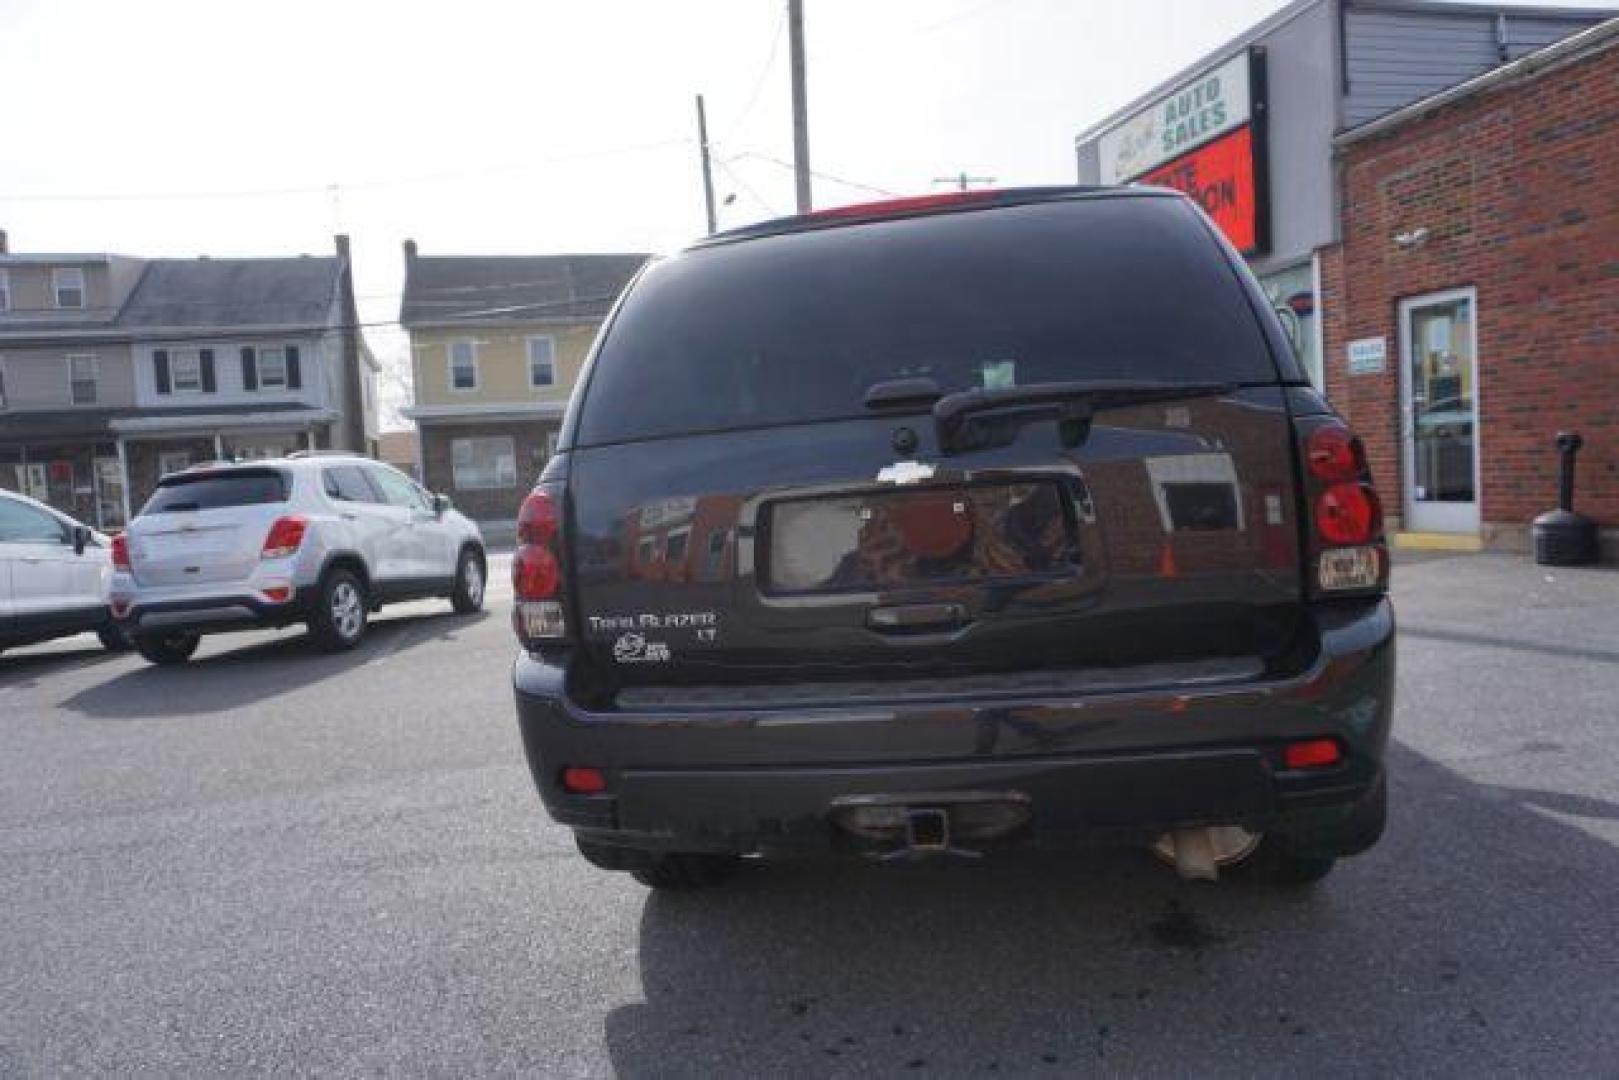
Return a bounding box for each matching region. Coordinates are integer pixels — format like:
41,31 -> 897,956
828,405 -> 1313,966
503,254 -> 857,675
141,468 -> 290,514
576,195 -> 1280,446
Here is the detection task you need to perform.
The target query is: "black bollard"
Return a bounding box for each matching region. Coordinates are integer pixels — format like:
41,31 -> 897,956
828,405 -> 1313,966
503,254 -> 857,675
1532,432 -> 1599,566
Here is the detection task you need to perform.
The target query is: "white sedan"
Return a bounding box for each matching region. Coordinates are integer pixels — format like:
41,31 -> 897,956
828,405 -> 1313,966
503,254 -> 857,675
0,489 -> 128,656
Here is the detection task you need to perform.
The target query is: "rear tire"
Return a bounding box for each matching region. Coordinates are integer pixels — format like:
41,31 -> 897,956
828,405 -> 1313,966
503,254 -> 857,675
576,837 -> 740,890
134,631 -> 201,666
450,547 -> 485,614
632,853 -> 741,890
307,569 -> 368,652
97,625 -> 133,653
1228,836 -> 1338,886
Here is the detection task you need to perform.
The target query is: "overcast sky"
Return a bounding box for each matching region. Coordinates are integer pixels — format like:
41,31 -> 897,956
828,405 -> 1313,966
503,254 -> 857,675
2,0 -> 1610,427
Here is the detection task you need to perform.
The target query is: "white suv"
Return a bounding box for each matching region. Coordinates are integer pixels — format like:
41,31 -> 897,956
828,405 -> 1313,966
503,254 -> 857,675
0,489 -> 128,657
110,455 -> 486,664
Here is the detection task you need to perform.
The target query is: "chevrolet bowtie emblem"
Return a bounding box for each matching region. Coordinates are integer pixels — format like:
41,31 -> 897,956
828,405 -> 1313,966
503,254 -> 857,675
875,461 -> 935,486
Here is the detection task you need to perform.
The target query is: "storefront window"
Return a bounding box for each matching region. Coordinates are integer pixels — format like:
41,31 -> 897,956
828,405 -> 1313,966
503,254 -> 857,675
451,436 -> 516,490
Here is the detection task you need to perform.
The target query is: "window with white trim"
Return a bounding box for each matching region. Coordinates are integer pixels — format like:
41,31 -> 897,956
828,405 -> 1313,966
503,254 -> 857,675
68,354 -> 98,404
450,436 -> 516,490
53,267 -> 85,309
528,336 -> 556,388
449,341 -> 478,390
171,350 -> 203,393
258,346 -> 288,388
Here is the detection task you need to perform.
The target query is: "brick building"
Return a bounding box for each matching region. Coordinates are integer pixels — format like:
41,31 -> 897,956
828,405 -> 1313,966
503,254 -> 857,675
1322,19 -> 1619,555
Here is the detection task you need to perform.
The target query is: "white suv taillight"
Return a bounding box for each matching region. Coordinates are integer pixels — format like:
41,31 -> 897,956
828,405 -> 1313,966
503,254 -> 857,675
261,515 -> 308,560
1299,419 -> 1386,595
111,532 -> 131,571
513,487 -> 568,646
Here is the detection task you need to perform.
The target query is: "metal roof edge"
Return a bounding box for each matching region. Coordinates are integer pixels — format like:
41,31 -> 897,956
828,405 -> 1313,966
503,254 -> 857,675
1335,14 -> 1619,146
1347,0 -> 1617,18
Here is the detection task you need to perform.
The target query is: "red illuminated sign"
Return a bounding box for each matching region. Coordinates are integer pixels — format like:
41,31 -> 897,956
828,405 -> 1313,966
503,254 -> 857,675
1140,123 -> 1263,255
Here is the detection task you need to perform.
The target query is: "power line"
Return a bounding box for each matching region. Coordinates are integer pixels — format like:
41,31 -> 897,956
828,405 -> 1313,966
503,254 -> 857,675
0,291 -> 634,348
0,138 -> 691,205
932,172 -> 998,191
725,151 -> 897,198
813,0 -> 1017,64
720,7 -> 788,144
715,160 -> 782,218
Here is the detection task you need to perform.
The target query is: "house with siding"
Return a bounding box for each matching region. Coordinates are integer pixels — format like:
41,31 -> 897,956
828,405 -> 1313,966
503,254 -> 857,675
398,242 -> 646,522
0,231 -> 379,528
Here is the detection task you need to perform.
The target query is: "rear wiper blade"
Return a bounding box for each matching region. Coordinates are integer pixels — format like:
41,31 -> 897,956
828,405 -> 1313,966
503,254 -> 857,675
934,379 -> 1237,453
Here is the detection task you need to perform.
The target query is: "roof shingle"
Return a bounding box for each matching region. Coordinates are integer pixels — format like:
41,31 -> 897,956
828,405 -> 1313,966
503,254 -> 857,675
399,253 -> 648,326
118,258 -> 339,329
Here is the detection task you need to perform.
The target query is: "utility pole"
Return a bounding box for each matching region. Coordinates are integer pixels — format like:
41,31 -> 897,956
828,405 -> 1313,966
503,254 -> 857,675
932,172 -> 997,192
788,0 -> 812,213
695,94 -> 717,235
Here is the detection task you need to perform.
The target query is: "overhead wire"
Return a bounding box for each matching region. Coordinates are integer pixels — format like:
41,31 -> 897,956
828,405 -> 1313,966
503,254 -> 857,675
723,151 -> 898,198
719,7 -> 788,145
0,138 -> 692,204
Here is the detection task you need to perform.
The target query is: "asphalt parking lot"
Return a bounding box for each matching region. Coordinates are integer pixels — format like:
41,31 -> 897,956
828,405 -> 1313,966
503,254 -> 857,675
2,553 -> 1616,1076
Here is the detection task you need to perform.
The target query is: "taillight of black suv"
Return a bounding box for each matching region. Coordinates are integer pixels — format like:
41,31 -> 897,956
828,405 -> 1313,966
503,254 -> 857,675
513,482 -> 569,649
1295,417 -> 1388,598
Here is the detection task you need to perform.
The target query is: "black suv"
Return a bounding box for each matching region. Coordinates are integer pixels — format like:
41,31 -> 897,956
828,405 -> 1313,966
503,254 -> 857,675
512,188 -> 1393,890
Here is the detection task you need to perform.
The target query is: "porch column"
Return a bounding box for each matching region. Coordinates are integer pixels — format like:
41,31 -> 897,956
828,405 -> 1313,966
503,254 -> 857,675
115,438 -> 132,526
213,432 -> 224,461
306,429 -> 317,452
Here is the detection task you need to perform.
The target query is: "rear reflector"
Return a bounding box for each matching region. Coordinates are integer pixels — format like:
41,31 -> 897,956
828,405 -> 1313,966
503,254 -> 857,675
261,586 -> 292,603
1284,738 -> 1343,770
261,515 -> 308,559
560,766 -> 607,795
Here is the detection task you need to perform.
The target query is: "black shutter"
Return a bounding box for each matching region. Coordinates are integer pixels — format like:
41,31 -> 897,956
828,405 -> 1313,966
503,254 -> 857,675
154,350 -> 171,394
241,347 -> 258,391
200,349 -> 216,392
286,345 -> 302,389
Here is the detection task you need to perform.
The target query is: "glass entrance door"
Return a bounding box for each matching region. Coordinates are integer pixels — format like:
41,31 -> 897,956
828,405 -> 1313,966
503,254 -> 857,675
1399,290 -> 1479,533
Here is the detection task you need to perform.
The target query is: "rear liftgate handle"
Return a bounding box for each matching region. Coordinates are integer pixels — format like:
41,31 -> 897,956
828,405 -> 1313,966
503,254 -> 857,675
866,602 -> 967,634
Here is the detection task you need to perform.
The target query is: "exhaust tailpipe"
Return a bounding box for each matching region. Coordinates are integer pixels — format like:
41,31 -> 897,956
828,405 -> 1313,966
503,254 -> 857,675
1152,826 -> 1262,881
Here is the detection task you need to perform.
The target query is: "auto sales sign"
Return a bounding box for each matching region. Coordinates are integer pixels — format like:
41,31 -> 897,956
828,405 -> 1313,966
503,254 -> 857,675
1096,50 -> 1269,255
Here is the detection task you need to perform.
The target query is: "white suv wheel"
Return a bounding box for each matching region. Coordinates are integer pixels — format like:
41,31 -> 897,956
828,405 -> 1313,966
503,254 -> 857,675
330,580 -> 365,641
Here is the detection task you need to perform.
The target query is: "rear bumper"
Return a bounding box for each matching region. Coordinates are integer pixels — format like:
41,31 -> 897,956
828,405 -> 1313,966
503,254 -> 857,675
513,599 -> 1394,857
116,589 -> 315,636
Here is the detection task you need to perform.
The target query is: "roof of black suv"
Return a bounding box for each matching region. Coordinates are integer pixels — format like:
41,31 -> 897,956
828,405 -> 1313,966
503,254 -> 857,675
698,185 -> 1171,247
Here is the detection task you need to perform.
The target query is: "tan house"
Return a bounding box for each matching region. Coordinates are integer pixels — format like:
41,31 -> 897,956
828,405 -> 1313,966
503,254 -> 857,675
398,242 -> 646,520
